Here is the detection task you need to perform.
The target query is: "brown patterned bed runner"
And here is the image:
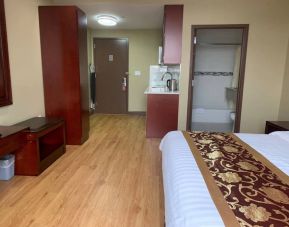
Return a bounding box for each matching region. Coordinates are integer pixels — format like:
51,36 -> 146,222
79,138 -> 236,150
183,131 -> 289,227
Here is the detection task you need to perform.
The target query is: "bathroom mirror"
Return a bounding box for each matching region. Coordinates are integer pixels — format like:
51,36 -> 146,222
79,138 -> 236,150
0,0 -> 12,107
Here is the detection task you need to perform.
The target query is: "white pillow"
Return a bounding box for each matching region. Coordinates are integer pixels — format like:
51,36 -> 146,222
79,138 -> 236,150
270,131 -> 289,143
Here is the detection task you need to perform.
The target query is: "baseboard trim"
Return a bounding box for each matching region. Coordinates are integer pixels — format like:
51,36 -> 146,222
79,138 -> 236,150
128,111 -> 146,116
89,110 -> 146,116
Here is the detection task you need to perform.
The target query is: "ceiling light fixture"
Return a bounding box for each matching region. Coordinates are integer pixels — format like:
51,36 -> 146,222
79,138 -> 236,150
96,15 -> 118,26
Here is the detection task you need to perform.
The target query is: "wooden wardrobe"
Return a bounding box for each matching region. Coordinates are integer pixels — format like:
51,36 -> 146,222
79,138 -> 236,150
39,6 -> 89,145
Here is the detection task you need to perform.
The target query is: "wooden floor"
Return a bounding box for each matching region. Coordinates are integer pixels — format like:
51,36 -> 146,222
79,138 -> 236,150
0,115 -> 164,227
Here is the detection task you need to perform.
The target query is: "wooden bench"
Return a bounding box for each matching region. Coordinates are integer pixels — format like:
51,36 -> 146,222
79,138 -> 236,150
14,117 -> 66,176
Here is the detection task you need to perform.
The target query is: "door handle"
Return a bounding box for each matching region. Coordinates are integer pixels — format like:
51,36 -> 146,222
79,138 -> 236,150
122,77 -> 127,91
122,77 -> 127,87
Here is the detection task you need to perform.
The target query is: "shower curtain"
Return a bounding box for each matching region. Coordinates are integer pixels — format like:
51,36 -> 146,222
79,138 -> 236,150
231,46 -> 241,88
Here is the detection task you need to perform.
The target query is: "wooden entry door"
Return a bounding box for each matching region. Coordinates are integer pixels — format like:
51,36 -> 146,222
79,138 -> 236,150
93,38 -> 128,114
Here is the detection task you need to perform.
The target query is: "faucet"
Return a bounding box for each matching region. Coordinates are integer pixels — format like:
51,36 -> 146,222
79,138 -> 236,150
161,72 -> 173,81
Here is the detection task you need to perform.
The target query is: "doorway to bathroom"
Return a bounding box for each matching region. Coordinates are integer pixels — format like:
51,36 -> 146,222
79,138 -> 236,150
187,25 -> 249,132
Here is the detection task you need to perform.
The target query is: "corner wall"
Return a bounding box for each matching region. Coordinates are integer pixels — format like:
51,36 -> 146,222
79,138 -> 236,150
0,0 -> 52,125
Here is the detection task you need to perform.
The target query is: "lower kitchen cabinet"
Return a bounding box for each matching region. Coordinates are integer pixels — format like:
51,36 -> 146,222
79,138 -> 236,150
146,94 -> 179,138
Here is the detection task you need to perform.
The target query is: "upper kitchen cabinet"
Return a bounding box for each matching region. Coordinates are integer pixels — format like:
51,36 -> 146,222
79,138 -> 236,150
162,5 -> 183,65
39,6 -> 89,145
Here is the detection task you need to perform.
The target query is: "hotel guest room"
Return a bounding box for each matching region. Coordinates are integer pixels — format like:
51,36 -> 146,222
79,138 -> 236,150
0,0 -> 289,226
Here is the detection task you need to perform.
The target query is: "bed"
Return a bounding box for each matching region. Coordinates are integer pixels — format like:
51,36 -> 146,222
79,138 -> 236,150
160,131 -> 289,227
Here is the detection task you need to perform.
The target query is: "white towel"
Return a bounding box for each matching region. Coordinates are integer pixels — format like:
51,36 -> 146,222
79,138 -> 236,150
231,46 -> 241,88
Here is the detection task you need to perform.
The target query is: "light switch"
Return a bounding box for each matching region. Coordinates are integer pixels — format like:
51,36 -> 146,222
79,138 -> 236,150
134,70 -> 141,76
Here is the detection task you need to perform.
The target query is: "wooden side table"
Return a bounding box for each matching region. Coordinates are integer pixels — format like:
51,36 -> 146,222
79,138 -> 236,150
265,121 -> 289,134
14,117 -> 66,176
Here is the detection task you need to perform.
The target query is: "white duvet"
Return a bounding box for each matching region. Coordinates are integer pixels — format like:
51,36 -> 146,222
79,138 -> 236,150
160,131 -> 289,227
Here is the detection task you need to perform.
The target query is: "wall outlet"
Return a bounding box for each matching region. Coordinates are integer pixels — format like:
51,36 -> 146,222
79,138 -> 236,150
134,70 -> 141,76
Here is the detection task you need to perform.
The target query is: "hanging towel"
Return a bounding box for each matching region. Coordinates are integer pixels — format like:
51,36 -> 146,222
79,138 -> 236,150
89,64 -> 96,106
231,46 -> 241,88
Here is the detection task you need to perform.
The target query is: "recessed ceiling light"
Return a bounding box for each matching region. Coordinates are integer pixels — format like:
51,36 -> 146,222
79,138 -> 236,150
96,15 -> 118,26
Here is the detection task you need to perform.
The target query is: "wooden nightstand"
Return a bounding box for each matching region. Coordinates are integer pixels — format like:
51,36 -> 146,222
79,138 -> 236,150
265,121 -> 289,134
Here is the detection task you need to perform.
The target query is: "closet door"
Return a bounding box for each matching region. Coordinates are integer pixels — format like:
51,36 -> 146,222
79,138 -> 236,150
77,9 -> 89,143
39,6 -> 89,145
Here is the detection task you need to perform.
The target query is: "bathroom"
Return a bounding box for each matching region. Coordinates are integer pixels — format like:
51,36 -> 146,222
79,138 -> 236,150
189,27 -> 247,132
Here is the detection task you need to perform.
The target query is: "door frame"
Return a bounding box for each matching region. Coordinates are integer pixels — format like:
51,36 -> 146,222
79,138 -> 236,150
93,37 -> 129,114
186,24 -> 249,132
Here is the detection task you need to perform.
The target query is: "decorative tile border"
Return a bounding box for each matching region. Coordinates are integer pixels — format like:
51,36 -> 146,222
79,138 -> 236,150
194,71 -> 233,76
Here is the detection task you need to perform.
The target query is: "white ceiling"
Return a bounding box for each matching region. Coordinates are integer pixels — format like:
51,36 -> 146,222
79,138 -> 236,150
51,1 -> 164,29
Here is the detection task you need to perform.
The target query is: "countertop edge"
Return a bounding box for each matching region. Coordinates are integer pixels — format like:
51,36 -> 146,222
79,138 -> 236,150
144,87 -> 180,95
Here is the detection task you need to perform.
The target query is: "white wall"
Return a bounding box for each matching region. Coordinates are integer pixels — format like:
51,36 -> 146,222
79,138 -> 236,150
193,45 -> 237,110
195,46 -> 237,72
278,38 -> 289,120
0,0 -> 51,125
193,77 -> 234,109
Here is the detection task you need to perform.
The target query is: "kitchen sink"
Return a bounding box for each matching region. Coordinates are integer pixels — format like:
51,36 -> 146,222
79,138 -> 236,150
150,87 -> 168,92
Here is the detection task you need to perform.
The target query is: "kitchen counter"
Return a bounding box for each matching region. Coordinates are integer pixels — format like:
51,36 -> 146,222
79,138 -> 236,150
145,89 -> 179,138
144,87 -> 179,95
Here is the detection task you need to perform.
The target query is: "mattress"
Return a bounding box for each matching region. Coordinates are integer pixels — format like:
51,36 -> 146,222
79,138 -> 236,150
160,131 -> 289,227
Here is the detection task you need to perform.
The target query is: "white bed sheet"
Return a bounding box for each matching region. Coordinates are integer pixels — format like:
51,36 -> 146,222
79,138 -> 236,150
160,131 -> 289,227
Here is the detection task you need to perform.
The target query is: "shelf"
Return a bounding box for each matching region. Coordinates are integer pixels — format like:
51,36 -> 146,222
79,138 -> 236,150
197,43 -> 241,47
39,143 -> 63,161
226,87 -> 238,92
39,145 -> 65,173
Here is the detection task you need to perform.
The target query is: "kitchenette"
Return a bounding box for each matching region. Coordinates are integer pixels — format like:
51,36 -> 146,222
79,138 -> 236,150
145,5 -> 183,138
145,66 -> 180,138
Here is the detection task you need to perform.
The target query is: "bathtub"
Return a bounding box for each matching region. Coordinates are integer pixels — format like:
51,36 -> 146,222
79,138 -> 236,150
191,108 -> 234,132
